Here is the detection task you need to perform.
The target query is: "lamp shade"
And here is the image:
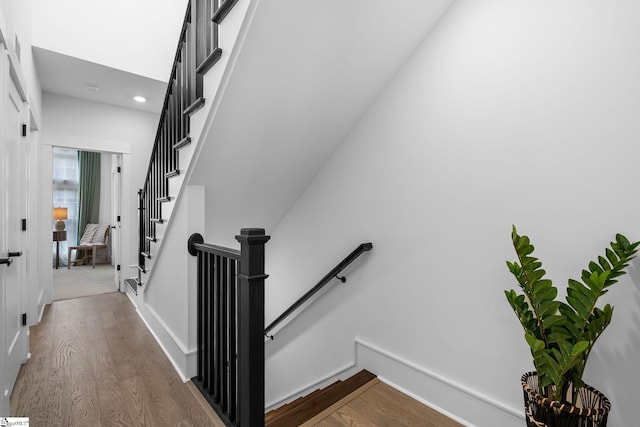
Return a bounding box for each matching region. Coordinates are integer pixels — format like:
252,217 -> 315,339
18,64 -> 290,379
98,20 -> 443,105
53,207 -> 68,220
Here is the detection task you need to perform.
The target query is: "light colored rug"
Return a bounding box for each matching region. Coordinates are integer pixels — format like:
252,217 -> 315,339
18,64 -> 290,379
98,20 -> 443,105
53,263 -> 117,301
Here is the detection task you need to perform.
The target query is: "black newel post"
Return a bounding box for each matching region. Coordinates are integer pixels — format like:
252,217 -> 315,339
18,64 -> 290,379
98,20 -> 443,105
236,228 -> 270,427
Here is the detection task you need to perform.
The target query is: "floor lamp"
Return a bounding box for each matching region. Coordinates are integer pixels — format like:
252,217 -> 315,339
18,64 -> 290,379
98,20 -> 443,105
53,207 -> 68,231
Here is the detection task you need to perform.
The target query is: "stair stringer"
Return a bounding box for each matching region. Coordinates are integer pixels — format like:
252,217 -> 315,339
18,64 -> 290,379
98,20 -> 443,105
126,0 -> 259,382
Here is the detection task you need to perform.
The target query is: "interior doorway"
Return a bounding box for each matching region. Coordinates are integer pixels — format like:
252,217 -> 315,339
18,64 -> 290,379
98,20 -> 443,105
51,148 -> 123,301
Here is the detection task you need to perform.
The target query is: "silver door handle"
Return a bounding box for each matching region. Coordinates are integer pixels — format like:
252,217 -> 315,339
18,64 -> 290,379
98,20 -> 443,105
0,258 -> 12,266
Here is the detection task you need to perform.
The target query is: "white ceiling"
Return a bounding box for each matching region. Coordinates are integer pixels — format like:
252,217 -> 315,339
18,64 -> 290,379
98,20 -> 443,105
30,0 -> 188,82
30,0 -> 189,115
33,46 -> 167,114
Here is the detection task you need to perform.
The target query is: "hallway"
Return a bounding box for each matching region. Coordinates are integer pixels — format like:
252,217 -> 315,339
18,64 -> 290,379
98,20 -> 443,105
11,292 -> 465,427
10,293 -> 218,426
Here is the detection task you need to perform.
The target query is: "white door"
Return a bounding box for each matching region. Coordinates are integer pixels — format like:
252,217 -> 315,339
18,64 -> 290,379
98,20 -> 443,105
111,154 -> 122,290
1,52 -> 29,413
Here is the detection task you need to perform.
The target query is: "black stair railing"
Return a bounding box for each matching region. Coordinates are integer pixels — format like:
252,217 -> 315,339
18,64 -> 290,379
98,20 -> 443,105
188,229 -> 270,427
137,0 -> 230,275
186,234 -> 371,425
264,243 -> 373,339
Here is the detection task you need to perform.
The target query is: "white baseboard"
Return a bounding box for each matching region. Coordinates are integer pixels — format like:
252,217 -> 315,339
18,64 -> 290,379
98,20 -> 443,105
265,338 -> 524,426
265,362 -> 359,411
355,338 -> 524,427
133,298 -> 197,383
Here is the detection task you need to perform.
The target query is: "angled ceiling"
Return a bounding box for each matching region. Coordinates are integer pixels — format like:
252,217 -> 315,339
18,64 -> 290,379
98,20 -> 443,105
30,0 -> 188,81
33,47 -> 166,114
188,0 -> 455,244
30,0 -> 189,114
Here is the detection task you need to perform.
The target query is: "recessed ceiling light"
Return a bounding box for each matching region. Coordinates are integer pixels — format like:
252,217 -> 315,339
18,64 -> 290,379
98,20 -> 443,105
133,96 -> 147,103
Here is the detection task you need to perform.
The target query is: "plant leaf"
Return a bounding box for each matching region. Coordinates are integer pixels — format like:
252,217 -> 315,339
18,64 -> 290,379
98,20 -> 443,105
505,227 -> 639,397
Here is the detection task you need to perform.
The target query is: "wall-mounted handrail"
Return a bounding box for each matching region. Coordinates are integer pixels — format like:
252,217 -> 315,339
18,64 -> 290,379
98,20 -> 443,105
264,242 -> 373,339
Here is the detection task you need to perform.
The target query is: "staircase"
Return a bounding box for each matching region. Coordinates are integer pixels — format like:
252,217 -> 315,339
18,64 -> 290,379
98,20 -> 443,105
265,370 -> 377,427
128,0 -> 245,294
130,1 -> 464,425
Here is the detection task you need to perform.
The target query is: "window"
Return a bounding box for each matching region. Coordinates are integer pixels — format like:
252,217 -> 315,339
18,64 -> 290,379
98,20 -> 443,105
52,147 -> 79,265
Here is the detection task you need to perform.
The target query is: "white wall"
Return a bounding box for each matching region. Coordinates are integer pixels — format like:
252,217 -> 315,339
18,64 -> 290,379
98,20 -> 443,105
39,92 -> 158,298
263,1 -> 640,425
30,0 -> 188,82
137,185 -> 205,379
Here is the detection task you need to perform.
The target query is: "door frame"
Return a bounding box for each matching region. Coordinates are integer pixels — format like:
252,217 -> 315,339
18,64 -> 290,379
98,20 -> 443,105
26,103 -> 41,326
111,154 -> 123,290
0,45 -> 30,415
0,43 -> 9,419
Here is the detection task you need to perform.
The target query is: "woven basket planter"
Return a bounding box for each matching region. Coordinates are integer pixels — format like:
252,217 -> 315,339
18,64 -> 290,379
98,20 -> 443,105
521,372 -> 611,427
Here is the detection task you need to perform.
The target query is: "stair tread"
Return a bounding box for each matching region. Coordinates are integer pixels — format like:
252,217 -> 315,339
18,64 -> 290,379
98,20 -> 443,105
265,394 -> 308,417
165,169 -> 180,179
265,388 -> 327,424
265,370 -> 376,427
174,136 -> 192,150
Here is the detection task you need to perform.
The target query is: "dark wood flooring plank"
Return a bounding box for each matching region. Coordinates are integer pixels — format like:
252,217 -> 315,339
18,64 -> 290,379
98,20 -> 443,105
9,358 -> 47,418
137,368 -> 189,426
105,327 -> 147,382
183,381 -> 229,427
70,330 -> 104,426
121,375 -> 160,426
90,338 -> 138,427
265,389 -> 323,425
69,361 -> 103,426
42,364 -> 73,427
267,370 -> 377,427
29,306 -> 54,364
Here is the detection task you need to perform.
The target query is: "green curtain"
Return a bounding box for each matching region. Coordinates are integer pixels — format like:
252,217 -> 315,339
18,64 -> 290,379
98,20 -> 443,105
77,151 -> 101,242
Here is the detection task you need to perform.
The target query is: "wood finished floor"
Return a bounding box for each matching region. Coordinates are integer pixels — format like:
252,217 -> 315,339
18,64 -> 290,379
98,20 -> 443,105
12,292 -> 463,426
10,292 -> 220,427
311,381 -> 464,427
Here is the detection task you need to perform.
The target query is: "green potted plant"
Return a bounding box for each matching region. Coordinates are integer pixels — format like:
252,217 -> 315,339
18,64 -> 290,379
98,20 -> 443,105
505,226 -> 639,427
